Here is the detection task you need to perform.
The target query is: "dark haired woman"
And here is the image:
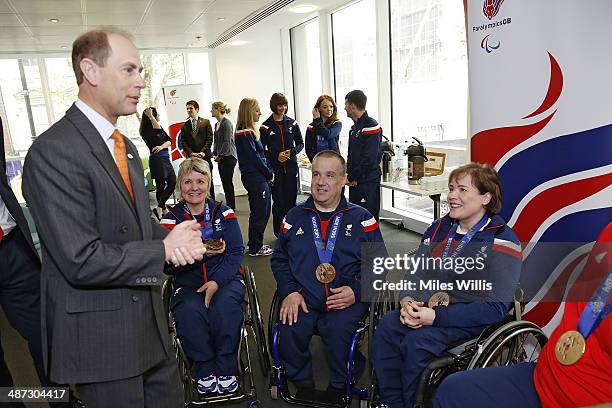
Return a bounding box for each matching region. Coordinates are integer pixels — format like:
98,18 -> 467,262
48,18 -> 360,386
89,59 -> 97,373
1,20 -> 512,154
139,107 -> 175,220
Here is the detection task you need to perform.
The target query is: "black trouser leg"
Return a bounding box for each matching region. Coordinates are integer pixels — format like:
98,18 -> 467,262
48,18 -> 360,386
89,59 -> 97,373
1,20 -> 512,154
218,156 -> 237,210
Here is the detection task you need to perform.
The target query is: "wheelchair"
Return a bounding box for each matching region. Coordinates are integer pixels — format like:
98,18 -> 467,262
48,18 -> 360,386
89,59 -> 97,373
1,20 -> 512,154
162,266 -> 270,407
268,288 -> 394,408
367,287 -> 549,408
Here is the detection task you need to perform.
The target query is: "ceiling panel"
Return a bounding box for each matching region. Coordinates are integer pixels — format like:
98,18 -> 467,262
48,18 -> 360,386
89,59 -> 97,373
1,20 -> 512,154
28,25 -> 84,36
84,0 -> 149,13
13,0 -> 82,14
20,13 -> 83,26
87,13 -> 143,26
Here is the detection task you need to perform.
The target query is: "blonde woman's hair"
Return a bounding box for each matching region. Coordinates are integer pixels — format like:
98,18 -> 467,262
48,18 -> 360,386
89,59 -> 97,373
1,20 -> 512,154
176,157 -> 212,200
236,98 -> 260,140
212,101 -> 231,115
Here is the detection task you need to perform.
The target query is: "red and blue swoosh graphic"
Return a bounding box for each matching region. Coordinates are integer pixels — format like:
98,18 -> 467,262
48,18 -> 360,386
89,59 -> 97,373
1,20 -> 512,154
471,52 -> 612,330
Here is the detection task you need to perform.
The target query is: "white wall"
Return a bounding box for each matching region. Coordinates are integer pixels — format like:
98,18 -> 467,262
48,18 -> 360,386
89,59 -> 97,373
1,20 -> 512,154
212,25 -> 287,196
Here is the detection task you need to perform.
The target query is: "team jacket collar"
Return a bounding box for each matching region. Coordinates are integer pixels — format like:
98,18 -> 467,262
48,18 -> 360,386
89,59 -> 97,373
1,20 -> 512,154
302,195 -> 349,214
352,111 -> 370,129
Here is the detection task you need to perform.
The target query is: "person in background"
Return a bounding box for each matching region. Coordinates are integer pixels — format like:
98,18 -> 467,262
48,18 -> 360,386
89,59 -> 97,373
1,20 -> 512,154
344,90 -> 382,220
139,107 -> 176,220
161,158 -> 244,396
260,92 -> 304,237
211,101 -> 237,210
305,94 -> 342,162
371,163 -> 522,408
179,100 -> 215,200
234,98 -> 274,257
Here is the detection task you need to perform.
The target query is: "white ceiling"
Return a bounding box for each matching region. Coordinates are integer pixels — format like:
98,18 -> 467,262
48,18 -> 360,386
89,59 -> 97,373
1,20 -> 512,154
0,0 -> 341,54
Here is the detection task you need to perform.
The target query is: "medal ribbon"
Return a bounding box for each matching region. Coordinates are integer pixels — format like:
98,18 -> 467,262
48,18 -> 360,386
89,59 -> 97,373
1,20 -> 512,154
311,213 -> 343,265
184,202 -> 214,240
441,214 -> 489,259
577,267 -> 612,340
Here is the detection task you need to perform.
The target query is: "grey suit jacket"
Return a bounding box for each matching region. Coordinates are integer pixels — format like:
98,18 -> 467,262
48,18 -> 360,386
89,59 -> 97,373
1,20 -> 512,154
22,104 -> 171,384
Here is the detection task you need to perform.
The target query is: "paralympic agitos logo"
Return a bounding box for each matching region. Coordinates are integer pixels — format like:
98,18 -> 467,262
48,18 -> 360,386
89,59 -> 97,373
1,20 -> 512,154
481,35 -> 500,53
483,0 -> 504,20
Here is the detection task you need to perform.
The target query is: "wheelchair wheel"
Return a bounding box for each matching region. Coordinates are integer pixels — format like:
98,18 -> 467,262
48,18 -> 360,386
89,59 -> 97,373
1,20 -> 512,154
162,277 -> 174,333
244,266 -> 271,375
174,337 -> 195,405
468,320 -> 548,370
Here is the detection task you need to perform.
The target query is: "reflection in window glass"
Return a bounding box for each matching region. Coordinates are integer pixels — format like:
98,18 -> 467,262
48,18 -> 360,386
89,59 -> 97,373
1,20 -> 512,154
46,57 -> 78,121
390,0 -> 467,149
332,0 -> 379,155
0,59 -> 33,153
291,18 -> 322,131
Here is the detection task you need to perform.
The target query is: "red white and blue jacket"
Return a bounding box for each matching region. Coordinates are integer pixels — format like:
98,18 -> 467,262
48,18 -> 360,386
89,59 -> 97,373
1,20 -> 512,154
305,118 -> 342,162
347,111 -> 382,184
271,196 -> 387,312
260,115 -> 304,174
405,213 -> 522,328
235,128 -> 273,183
161,199 -> 244,289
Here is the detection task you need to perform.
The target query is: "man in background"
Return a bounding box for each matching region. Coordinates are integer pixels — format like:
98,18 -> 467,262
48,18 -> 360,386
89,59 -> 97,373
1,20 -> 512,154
345,90 -> 382,220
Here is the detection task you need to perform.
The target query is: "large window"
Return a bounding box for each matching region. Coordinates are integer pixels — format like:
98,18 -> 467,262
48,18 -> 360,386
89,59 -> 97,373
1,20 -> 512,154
46,57 -> 79,121
290,18 -> 322,131
388,0 -> 467,220
332,0 -> 379,155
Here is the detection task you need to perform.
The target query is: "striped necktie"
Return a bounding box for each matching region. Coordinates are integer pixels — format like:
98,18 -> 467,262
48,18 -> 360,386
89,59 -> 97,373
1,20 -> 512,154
192,118 -> 198,136
111,129 -> 134,201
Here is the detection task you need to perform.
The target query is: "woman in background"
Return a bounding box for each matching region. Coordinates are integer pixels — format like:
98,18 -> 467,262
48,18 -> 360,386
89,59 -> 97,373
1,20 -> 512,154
234,98 -> 274,257
305,94 -> 342,162
211,101 -> 237,210
139,107 -> 175,220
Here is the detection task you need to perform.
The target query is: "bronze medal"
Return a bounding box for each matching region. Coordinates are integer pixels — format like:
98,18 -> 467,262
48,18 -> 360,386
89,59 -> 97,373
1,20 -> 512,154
555,330 -> 585,366
203,239 -> 223,251
315,263 -> 336,284
428,291 -> 450,308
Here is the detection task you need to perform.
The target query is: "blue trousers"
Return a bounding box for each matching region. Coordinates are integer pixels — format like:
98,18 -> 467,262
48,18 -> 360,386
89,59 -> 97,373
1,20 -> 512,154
271,166 -> 298,237
171,279 -> 244,378
242,178 -> 271,254
371,310 -> 484,408
349,180 -> 380,221
279,302 -> 368,389
433,363 -> 541,408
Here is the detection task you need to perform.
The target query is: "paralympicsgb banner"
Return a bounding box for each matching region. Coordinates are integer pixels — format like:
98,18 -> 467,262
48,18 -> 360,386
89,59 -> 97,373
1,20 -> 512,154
467,0 -> 612,333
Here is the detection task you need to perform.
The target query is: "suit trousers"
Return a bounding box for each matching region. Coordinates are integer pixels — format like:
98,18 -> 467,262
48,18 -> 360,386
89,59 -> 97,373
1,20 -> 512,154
217,156 -> 237,210
0,228 -> 47,408
76,344 -> 183,408
271,166 -> 298,237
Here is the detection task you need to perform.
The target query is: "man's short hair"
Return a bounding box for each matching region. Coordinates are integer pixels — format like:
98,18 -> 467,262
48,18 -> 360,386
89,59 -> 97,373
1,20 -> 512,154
345,90 -> 367,110
269,92 -> 288,112
312,150 -> 347,176
186,100 -> 199,111
72,30 -> 112,85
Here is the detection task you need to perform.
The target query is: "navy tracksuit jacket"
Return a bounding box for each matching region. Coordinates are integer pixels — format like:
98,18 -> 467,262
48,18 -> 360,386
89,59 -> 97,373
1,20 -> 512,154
235,128 -> 272,253
304,118 -> 342,162
271,196 -> 387,388
371,214 -> 522,408
161,199 -> 245,378
346,112 -> 382,220
260,115 -> 304,237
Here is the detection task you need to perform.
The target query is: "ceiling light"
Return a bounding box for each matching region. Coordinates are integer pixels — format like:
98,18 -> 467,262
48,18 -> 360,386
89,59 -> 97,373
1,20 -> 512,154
49,18 -> 60,23
60,45 -> 68,49
217,17 -> 226,22
289,5 -> 316,13
227,40 -> 248,46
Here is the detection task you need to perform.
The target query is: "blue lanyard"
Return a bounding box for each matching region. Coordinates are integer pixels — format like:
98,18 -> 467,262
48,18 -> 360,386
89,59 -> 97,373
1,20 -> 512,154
184,202 -> 213,240
311,213 -> 343,264
577,267 -> 612,340
441,214 -> 489,259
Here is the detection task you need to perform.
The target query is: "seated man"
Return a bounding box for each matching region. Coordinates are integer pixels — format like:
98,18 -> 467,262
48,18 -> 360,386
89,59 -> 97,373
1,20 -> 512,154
271,150 -> 386,397
371,163 -> 522,408
433,223 -> 612,408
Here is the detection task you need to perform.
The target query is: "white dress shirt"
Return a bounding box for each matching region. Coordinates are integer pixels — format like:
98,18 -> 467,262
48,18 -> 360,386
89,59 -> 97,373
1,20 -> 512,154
0,195 -> 17,237
75,99 -> 119,162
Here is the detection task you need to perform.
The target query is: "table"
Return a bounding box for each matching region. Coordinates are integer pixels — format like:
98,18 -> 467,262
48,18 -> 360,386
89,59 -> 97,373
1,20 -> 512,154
380,180 -> 448,220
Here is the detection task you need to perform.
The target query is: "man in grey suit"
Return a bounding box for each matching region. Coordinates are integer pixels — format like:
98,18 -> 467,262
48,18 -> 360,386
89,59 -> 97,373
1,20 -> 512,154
22,29 -> 205,407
